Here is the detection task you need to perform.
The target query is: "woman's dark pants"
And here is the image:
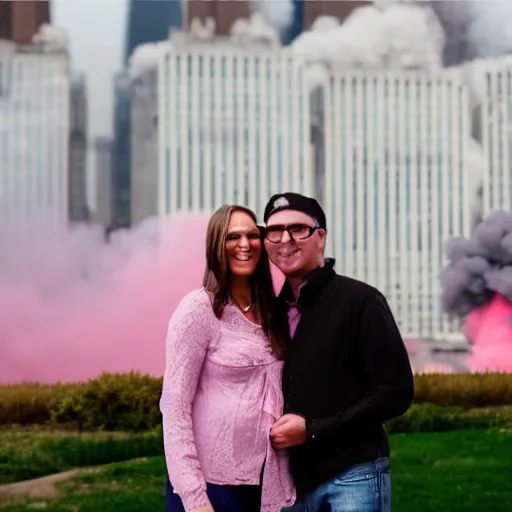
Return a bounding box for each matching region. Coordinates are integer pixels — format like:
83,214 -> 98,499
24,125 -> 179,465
165,477 -> 261,512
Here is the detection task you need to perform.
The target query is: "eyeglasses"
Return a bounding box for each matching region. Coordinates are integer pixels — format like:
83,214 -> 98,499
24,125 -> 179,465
264,224 -> 320,243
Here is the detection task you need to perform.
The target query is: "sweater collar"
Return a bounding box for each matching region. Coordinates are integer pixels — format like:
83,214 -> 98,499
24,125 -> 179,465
278,258 -> 336,309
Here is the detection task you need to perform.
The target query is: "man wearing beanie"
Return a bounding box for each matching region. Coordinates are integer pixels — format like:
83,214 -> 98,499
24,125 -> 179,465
264,192 -> 414,512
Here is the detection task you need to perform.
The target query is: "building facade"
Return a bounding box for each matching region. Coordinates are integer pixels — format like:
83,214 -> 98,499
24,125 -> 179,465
303,0 -> 371,30
479,56 -> 512,216
113,0 -> 183,229
69,73 -> 89,223
131,67 -> 158,225
186,0 -> 249,36
156,33 -> 512,343
112,70 -> 131,228
322,70 -> 472,341
0,0 -> 51,45
124,0 -> 183,66
0,36 -> 70,225
185,0 -> 368,42
158,38 -> 314,220
94,136 -> 114,228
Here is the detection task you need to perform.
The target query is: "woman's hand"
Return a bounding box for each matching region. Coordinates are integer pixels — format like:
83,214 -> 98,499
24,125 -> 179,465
190,506 -> 214,512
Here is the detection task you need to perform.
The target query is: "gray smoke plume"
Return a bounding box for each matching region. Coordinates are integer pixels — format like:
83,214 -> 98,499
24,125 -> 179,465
441,211 -> 512,317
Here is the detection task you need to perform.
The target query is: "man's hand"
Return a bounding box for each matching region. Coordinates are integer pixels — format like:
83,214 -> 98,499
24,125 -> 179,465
270,413 -> 307,449
190,506 -> 214,512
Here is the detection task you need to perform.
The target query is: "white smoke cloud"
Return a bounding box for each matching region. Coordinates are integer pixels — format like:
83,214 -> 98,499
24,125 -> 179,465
32,24 -> 69,51
128,41 -> 168,80
230,13 -> 280,46
310,16 -> 340,33
468,1 -> 512,58
291,4 -> 444,73
249,0 -> 294,35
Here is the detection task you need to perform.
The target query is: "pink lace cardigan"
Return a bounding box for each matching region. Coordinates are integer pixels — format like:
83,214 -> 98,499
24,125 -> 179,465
160,288 -> 296,511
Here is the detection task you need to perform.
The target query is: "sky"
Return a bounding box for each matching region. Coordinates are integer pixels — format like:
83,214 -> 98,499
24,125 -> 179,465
53,0 -> 126,137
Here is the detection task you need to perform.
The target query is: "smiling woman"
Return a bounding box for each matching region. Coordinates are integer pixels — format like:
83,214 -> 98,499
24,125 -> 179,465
160,204 -> 293,512
224,210 -> 262,286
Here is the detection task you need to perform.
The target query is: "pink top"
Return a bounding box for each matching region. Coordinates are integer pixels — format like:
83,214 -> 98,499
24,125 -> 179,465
160,288 -> 296,511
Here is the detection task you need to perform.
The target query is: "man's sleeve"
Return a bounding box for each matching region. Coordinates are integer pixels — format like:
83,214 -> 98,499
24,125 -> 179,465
306,292 -> 414,441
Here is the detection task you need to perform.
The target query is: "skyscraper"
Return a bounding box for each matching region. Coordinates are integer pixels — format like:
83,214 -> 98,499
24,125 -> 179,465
158,38 -> 313,219
185,0 -> 370,43
283,0 -> 305,45
69,73 -> 89,223
113,0 -> 183,228
303,0 -> 371,30
479,57 -> 512,216
112,70 -> 131,228
0,32 -> 70,226
94,136 -> 114,228
131,66 -> 158,225
0,0 -> 51,45
322,71 -> 471,341
124,0 -> 183,66
186,0 -> 249,36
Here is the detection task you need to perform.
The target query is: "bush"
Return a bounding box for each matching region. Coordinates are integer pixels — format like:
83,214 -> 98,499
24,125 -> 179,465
0,382 -> 78,425
413,373 -> 512,407
1,372 -> 511,432
50,372 -> 163,431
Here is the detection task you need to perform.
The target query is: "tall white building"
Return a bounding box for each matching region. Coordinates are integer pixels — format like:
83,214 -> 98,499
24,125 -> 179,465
93,136 -> 114,228
157,31 -> 483,343
158,35 -> 314,221
0,30 -> 70,226
479,56 -> 512,215
131,66 -> 158,226
69,72 -> 88,223
323,70 -> 472,341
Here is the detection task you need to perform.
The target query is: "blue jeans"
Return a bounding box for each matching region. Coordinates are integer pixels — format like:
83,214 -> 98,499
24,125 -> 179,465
283,457 -> 391,512
165,477 -> 261,512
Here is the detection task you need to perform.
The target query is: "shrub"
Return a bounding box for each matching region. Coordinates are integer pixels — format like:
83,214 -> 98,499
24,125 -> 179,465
50,372 -> 163,431
0,382 -> 78,425
413,373 -> 512,407
1,372 -> 511,431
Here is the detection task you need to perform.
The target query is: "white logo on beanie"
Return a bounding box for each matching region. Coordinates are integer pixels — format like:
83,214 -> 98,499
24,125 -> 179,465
273,196 -> 290,210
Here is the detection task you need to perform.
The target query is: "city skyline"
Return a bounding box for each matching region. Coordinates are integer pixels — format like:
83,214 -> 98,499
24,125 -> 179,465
2,1 -> 512,345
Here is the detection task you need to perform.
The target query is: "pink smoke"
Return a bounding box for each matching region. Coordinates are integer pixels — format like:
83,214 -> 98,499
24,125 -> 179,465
463,293 -> 512,373
0,214 -> 209,384
4,210 -> 503,384
0,214 -> 289,384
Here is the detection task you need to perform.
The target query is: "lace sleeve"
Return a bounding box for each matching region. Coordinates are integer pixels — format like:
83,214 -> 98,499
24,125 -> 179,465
160,289 -> 212,510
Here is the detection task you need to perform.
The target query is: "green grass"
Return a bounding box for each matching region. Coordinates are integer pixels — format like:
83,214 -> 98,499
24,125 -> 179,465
1,429 -> 510,511
0,425 -> 163,485
390,429 -> 512,511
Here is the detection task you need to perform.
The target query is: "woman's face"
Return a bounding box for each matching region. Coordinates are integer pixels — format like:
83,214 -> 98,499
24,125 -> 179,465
225,211 -> 262,277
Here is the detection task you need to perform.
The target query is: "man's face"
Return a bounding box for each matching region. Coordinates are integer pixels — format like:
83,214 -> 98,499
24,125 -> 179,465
264,209 -> 326,279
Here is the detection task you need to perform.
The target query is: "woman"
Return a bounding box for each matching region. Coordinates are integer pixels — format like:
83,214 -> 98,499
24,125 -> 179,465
161,205 -> 295,512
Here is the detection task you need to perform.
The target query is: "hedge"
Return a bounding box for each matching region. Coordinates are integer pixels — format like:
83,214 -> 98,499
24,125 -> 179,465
1,372 -> 511,432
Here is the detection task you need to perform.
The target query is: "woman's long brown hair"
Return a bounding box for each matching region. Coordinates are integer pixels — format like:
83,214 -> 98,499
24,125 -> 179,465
202,205 -> 289,359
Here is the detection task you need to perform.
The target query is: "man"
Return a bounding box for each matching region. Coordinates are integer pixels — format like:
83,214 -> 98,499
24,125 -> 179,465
263,192 -> 414,512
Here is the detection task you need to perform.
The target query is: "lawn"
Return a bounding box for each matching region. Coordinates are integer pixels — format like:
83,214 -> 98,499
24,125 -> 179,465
1,429 -> 511,511
0,425 -> 163,485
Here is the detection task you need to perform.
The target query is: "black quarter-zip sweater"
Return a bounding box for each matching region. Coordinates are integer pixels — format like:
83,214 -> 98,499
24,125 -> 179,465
280,260 -> 414,498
